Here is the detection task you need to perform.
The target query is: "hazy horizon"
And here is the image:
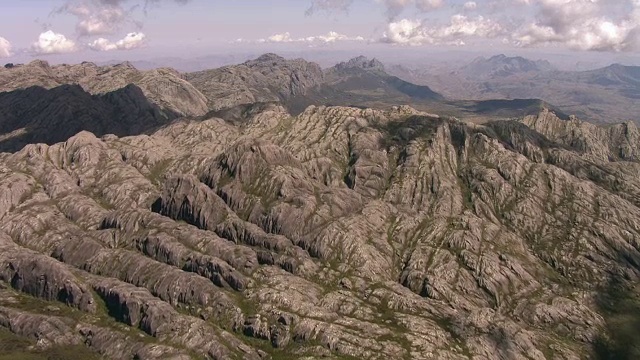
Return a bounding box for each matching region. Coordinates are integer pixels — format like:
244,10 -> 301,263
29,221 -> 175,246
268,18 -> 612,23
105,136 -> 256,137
2,0 -> 640,71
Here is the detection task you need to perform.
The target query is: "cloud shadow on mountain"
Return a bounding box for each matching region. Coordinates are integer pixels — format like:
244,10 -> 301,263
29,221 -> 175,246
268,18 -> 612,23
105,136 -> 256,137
0,84 -> 180,153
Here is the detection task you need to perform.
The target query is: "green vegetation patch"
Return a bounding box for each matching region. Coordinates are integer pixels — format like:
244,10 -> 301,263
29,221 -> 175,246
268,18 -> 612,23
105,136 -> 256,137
375,115 -> 444,150
0,329 -> 101,360
593,278 -> 640,359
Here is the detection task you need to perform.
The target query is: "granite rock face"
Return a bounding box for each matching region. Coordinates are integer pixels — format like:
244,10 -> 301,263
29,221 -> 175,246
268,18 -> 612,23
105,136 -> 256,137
0,60 -> 208,117
185,54 -> 445,116
0,103 -> 638,359
0,61 -> 210,152
0,84 -> 177,152
185,53 -> 324,112
333,55 -> 386,73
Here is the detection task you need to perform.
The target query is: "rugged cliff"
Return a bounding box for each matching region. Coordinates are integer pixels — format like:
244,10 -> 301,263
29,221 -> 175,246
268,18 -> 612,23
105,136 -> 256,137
0,60 -> 209,118
185,54 -> 450,116
0,103 -> 638,359
185,54 -> 325,112
0,60 -> 213,152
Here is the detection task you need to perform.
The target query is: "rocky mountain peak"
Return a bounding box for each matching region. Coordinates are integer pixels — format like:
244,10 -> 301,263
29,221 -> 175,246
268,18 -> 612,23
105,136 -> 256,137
600,63 -> 640,78
113,61 -> 137,69
490,54 -> 507,60
187,53 -> 324,112
335,56 -> 385,73
245,53 -> 287,66
0,59 -> 208,119
521,108 -> 640,161
27,59 -> 51,69
465,54 -> 554,78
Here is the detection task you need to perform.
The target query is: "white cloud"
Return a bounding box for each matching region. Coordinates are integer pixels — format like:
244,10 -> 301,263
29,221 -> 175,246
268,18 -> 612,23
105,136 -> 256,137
114,32 -> 146,49
259,32 -> 294,43
445,14 -> 503,37
32,31 -> 78,55
380,19 -> 425,45
0,37 -> 12,58
88,32 -> 146,51
57,1 -> 192,37
513,0 -> 640,51
77,7 -> 127,35
307,31 -> 365,43
88,38 -> 116,51
373,0 -> 640,51
255,31 -> 366,44
463,1 -> 477,10
60,1 -> 129,36
381,14 -> 505,45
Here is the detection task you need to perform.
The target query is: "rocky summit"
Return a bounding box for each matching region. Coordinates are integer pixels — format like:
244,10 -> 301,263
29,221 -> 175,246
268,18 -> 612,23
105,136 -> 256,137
184,53 -> 325,112
0,56 -> 639,360
0,60 -> 209,152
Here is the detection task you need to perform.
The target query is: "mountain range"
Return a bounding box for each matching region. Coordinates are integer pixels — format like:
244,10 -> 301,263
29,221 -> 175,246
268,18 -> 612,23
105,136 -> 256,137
0,54 -> 563,152
0,53 -> 639,360
461,54 -> 555,78
387,54 -> 640,124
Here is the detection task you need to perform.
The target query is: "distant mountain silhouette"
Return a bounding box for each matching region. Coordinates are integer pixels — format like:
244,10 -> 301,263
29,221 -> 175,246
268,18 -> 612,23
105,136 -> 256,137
386,55 -> 640,123
462,54 -> 555,78
324,56 -> 444,100
566,64 -> 640,93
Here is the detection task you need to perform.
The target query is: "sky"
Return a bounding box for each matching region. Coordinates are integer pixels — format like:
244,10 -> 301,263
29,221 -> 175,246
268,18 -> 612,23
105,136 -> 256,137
1,0 -> 640,67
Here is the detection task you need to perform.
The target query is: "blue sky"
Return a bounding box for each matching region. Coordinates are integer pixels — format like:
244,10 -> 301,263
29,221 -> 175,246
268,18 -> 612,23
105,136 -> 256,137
0,1 -> 381,52
1,0 -> 640,64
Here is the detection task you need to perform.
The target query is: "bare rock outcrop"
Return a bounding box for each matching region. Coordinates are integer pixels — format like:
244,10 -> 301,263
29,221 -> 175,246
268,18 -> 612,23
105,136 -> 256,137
0,60 -> 208,117
185,53 -> 324,112
0,104 -> 638,359
0,61 -> 212,152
